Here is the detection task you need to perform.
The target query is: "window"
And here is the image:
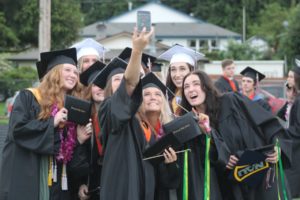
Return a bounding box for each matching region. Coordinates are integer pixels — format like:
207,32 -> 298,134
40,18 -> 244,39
199,40 -> 208,50
211,39 -> 219,49
188,40 -> 196,49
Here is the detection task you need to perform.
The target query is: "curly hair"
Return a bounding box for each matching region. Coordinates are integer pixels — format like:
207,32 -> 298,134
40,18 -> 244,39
179,70 -> 222,129
37,64 -> 82,120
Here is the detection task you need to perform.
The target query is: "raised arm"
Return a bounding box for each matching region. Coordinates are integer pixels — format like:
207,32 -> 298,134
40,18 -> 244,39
124,27 -> 154,96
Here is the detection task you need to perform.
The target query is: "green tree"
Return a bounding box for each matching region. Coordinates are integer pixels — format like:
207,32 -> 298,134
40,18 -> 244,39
2,0 -> 83,50
51,0 -> 83,49
0,12 -> 19,49
218,40 -> 262,60
0,66 -> 37,99
249,3 -> 288,54
279,4 -> 300,68
81,0 -> 141,25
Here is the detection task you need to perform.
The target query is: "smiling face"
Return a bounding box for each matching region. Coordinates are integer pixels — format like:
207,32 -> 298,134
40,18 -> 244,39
81,55 -> 99,72
170,62 -> 191,89
61,63 -> 79,91
111,73 -> 124,94
142,87 -> 163,113
92,84 -> 105,103
183,74 -> 206,107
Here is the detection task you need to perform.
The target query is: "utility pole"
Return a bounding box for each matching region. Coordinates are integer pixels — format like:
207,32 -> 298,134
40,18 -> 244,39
242,6 -> 246,43
39,0 -> 51,52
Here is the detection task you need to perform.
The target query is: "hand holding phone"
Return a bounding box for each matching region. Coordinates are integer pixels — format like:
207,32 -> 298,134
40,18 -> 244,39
137,11 -> 151,32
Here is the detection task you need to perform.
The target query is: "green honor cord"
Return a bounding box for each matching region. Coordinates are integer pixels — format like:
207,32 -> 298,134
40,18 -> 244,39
204,135 -> 211,200
276,138 -> 288,200
183,149 -> 189,200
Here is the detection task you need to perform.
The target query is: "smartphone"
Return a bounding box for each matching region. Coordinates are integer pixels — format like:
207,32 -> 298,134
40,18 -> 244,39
137,11 -> 151,32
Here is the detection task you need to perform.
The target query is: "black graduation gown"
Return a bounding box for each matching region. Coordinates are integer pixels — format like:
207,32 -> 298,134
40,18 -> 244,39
99,79 -> 156,200
286,95 -> 300,198
252,93 -> 272,112
176,129 -> 230,200
217,92 -> 292,200
0,89 -> 86,200
214,76 -> 239,93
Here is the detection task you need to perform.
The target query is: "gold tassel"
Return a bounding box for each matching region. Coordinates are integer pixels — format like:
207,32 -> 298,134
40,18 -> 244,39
48,156 -> 53,186
61,163 -> 68,190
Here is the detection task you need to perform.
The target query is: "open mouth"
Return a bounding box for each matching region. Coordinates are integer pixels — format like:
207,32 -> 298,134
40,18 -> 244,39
190,94 -> 198,100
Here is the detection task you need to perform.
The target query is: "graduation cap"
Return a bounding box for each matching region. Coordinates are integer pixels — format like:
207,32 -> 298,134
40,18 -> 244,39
229,149 -> 271,187
93,57 -> 127,89
118,47 -> 156,68
240,66 -> 266,82
158,44 -> 205,67
143,112 -> 202,163
80,61 -> 106,86
292,56 -> 300,75
71,38 -> 107,60
38,48 -> 77,80
142,72 -> 167,95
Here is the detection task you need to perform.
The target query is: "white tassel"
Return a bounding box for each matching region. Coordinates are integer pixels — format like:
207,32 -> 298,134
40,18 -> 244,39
53,160 -> 57,183
61,163 -> 68,190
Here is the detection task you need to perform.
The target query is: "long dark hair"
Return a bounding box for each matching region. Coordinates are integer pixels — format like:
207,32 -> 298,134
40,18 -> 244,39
165,63 -> 194,100
179,70 -> 222,129
294,72 -> 300,95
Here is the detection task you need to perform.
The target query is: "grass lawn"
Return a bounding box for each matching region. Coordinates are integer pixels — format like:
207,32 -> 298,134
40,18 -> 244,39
0,102 -> 8,125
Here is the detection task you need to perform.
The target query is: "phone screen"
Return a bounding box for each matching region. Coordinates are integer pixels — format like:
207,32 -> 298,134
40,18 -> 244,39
137,11 -> 151,32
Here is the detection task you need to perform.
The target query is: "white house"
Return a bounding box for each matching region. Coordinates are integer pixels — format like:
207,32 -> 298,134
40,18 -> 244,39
80,2 -> 242,53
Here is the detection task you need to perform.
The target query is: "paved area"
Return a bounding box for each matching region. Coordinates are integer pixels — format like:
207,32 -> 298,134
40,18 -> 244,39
0,125 -> 8,152
0,125 -> 8,167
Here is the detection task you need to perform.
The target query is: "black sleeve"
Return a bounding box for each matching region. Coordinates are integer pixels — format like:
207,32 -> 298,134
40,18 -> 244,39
287,99 -> 300,139
210,129 -> 231,169
9,90 -> 55,154
277,103 -> 288,121
157,162 -> 180,189
68,140 -> 90,180
99,78 -> 142,146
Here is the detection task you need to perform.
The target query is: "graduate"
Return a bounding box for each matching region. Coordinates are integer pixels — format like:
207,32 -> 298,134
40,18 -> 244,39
214,59 -> 240,93
0,48 -> 92,200
69,61 -> 106,200
139,72 -> 180,200
95,27 -> 178,200
240,66 -> 271,112
285,58 -> 300,198
158,44 -> 204,114
180,70 -> 292,200
97,27 -> 154,200
72,38 -> 107,72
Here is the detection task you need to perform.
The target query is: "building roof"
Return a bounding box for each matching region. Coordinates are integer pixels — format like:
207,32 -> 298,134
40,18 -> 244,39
7,48 -> 39,61
108,2 -> 202,23
80,22 -> 241,40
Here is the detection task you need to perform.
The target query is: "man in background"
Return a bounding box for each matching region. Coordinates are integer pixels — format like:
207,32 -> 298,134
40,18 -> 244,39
214,59 -> 240,93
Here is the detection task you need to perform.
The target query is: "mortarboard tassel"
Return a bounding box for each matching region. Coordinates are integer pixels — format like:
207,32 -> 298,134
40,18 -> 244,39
61,163 -> 68,190
275,138 -> 288,200
204,134 -> 211,200
182,149 -> 189,200
48,156 -> 53,186
53,159 -> 57,183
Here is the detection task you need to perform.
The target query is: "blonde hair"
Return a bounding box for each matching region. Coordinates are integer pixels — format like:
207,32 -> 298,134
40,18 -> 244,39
78,56 -> 100,73
137,89 -> 173,133
37,64 -> 82,119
